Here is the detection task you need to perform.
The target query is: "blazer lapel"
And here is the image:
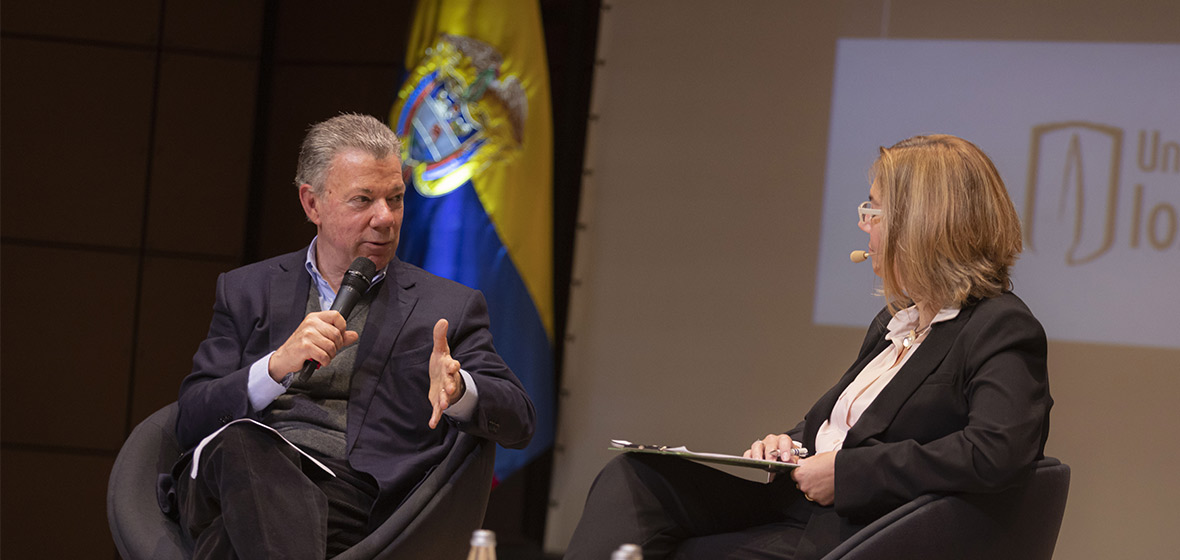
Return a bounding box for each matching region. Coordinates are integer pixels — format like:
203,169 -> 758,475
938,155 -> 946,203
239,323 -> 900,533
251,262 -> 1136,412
346,260 -> 418,454
841,305 -> 975,448
269,252 -> 310,351
802,335 -> 889,450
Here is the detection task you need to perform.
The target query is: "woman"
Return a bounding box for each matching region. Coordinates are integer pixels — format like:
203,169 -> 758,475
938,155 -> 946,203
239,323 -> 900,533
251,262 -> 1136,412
564,135 -> 1052,559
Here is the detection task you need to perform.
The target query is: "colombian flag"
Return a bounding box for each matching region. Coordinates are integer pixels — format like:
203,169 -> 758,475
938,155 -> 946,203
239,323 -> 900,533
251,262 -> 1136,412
391,0 -> 553,482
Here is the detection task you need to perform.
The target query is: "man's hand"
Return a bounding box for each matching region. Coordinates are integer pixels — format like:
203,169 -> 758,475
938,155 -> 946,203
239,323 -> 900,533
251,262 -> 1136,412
269,310 -> 358,382
428,318 -> 464,429
791,451 -> 837,506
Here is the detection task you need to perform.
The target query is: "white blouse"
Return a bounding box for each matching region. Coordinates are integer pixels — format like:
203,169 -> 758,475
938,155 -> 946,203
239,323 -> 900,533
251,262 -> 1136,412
814,305 -> 960,454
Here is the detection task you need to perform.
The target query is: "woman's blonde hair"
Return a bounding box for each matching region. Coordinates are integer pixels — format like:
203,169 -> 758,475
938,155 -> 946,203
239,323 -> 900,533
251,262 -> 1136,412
872,134 -> 1022,314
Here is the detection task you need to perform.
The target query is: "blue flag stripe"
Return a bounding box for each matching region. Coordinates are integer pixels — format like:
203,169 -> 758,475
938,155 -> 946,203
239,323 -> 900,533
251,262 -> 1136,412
397,183 -> 555,479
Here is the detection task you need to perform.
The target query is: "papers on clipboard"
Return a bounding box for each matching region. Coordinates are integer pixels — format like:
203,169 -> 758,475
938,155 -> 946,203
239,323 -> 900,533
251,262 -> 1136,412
609,439 -> 799,473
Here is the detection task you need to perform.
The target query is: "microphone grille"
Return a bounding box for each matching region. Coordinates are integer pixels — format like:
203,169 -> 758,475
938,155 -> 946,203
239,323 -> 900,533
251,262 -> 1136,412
342,257 -> 378,288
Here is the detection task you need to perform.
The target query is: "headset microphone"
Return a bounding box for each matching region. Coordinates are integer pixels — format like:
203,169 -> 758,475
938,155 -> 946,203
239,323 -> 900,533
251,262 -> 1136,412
850,250 -> 873,263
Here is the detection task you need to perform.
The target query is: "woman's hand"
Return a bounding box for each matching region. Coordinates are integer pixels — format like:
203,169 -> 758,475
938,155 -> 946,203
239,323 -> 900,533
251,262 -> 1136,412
744,434 -> 800,482
791,451 -> 837,506
743,433 -> 798,462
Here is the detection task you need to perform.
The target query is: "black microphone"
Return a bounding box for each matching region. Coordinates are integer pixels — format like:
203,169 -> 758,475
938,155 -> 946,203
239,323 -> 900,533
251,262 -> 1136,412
296,257 -> 378,383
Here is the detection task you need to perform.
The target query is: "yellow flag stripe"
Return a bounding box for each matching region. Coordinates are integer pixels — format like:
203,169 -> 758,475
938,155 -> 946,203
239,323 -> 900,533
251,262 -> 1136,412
401,0 -> 553,338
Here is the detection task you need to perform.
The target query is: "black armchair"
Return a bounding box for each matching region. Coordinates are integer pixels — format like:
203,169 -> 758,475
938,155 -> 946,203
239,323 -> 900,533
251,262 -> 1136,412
820,458 -> 1071,560
107,402 -> 496,560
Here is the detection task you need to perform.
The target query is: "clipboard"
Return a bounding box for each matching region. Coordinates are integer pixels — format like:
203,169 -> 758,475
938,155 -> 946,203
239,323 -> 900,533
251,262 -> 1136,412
609,439 -> 798,473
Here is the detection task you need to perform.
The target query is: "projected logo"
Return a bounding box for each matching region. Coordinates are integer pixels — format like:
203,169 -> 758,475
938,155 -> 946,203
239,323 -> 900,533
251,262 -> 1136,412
393,33 -> 528,197
1024,122 -> 1179,265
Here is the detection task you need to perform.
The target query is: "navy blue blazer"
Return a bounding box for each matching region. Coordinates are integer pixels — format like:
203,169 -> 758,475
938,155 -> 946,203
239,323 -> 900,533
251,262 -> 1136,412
176,249 -> 536,516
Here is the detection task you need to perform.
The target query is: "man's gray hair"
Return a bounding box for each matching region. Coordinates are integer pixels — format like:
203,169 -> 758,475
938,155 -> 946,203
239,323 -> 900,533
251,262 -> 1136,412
294,113 -> 402,195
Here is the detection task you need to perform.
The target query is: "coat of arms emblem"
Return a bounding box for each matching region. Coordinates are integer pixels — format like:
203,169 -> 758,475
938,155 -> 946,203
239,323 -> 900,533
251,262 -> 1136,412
394,33 -> 528,197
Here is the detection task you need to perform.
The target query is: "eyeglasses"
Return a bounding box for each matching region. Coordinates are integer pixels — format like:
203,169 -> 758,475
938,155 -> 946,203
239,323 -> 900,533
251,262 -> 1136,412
857,201 -> 882,223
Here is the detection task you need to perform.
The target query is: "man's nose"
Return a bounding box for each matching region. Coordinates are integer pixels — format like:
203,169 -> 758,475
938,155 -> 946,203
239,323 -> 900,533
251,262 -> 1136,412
371,201 -> 397,226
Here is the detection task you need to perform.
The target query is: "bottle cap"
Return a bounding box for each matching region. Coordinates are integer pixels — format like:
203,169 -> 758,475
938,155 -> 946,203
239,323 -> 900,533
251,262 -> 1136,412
470,529 -> 496,548
612,543 -> 642,559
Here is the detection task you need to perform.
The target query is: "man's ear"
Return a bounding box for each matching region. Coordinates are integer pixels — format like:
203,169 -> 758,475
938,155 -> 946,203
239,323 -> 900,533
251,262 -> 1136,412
298,184 -> 321,225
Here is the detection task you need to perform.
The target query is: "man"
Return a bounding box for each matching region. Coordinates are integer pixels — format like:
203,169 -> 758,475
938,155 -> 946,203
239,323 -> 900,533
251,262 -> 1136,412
172,113 -> 535,558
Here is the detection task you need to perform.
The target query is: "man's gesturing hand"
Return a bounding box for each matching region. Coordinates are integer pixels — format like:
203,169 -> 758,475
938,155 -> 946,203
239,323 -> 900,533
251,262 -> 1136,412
428,318 -> 465,429
269,310 -> 358,382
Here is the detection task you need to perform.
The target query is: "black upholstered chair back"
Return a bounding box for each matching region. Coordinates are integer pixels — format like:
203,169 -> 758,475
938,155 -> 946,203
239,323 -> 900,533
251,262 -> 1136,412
822,458 -> 1070,560
107,402 -> 496,560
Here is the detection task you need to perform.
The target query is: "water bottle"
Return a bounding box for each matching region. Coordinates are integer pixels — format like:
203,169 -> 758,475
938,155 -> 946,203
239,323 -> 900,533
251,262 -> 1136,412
611,543 -> 643,559
466,529 -> 496,560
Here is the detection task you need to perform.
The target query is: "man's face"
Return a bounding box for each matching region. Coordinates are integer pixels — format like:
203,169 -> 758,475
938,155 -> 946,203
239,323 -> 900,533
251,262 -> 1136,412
299,149 -> 405,283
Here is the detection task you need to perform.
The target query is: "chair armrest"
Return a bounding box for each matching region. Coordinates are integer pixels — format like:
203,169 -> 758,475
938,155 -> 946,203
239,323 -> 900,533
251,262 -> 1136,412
335,432 -> 495,560
107,402 -> 189,560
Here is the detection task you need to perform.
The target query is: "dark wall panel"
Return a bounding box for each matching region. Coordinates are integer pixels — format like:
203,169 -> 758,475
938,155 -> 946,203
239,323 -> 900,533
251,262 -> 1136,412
130,257 -> 227,423
1,450 -> 116,558
1,0 -> 160,45
272,2 -> 413,64
1,246 -> 139,451
146,54 -> 257,257
162,0 -> 265,54
1,39 -> 155,249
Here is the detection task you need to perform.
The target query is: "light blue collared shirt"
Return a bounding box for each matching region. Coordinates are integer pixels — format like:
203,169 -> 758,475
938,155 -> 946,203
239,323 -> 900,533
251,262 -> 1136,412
303,238 -> 387,313
245,237 -> 478,421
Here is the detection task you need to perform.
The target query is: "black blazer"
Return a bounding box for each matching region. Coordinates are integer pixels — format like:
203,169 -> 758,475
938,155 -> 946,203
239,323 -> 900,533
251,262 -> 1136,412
175,249 -> 536,517
791,292 -> 1051,523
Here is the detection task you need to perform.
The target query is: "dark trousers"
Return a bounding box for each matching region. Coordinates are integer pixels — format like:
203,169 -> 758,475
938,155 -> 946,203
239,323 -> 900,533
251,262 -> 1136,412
565,454 -> 846,560
177,422 -> 378,560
